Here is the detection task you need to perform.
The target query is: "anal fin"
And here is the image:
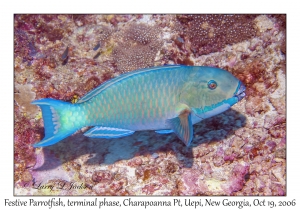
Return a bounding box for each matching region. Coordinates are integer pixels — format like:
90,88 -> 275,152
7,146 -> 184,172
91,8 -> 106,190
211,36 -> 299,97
84,126 -> 134,139
155,129 -> 173,134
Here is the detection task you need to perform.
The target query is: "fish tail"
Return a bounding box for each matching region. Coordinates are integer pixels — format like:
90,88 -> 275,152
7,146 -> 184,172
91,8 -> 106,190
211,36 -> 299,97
31,98 -> 78,147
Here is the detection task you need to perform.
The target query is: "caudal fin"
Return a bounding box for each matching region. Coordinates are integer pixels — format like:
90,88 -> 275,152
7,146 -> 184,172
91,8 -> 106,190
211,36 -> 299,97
32,98 -> 77,147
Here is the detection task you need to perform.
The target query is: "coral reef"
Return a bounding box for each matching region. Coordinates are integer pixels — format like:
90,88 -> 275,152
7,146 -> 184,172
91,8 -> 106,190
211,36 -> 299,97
113,22 -> 163,72
14,14 -> 286,196
175,14 -> 257,57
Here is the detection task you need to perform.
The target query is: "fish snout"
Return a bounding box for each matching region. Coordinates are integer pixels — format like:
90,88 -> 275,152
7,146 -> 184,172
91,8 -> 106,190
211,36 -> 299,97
235,82 -> 246,101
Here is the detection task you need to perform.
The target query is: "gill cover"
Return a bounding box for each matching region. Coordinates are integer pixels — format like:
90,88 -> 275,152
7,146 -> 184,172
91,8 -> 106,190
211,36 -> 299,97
179,66 -> 241,119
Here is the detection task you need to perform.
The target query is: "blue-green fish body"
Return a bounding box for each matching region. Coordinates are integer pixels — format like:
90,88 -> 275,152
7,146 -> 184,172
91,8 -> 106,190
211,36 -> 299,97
32,65 -> 245,147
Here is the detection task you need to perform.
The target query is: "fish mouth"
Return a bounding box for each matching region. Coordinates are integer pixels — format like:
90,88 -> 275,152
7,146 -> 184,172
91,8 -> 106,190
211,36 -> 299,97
235,81 -> 246,101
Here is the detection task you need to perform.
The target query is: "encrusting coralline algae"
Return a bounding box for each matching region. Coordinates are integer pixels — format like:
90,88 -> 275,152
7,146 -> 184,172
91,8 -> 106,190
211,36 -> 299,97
14,14 -> 286,195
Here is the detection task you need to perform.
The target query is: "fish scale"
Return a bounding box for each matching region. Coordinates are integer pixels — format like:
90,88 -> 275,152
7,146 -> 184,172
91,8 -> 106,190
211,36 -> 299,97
81,68 -> 180,129
32,65 -> 246,147
105,74 -> 168,127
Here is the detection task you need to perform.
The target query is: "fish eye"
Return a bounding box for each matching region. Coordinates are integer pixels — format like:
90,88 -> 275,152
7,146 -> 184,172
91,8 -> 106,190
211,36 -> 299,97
208,80 -> 217,90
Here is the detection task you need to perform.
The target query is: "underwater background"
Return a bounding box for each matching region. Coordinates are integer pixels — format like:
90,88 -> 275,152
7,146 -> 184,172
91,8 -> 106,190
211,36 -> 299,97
14,14 -> 286,195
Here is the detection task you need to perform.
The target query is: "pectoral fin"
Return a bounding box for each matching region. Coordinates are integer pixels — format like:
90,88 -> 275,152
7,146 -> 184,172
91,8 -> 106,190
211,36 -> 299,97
84,126 -> 134,139
167,108 -> 193,147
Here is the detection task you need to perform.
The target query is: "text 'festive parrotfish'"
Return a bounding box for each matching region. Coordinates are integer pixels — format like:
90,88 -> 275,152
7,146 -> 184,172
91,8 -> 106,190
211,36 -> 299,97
32,65 -> 246,147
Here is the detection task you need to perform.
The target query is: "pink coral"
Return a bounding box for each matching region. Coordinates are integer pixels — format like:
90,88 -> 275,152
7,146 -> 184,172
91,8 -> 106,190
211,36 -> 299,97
92,170 -> 114,183
178,168 -> 208,195
222,163 -> 250,195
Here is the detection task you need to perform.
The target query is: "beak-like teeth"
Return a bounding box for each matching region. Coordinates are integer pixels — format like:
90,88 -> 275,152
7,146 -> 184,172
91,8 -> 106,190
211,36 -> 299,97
237,92 -> 246,101
236,82 -> 246,101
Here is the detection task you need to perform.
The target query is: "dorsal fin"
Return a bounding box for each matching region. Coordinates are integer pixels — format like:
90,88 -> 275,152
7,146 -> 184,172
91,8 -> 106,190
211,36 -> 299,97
76,65 -> 183,103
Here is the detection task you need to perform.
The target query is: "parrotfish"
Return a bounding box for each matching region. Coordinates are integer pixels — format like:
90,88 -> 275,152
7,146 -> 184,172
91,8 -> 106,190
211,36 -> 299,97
32,65 -> 246,147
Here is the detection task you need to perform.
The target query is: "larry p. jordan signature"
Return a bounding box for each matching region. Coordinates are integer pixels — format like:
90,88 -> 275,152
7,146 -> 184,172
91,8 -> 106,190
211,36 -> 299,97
23,178 -> 92,192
